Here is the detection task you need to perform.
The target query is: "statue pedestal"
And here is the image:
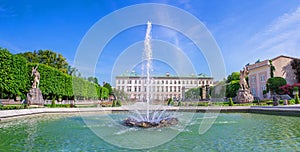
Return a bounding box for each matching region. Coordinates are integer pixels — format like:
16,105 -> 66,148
236,89 -> 254,103
27,88 -> 44,106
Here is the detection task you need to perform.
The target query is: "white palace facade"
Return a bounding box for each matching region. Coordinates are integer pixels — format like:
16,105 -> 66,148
115,72 -> 213,101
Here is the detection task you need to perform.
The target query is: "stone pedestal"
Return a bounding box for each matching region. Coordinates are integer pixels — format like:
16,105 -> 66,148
202,86 -> 206,100
236,89 -> 254,103
26,88 -> 44,106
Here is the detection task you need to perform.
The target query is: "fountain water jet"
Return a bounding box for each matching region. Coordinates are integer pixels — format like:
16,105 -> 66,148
123,21 -> 179,128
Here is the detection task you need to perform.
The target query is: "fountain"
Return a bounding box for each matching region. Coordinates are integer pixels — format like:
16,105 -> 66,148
123,21 -> 179,128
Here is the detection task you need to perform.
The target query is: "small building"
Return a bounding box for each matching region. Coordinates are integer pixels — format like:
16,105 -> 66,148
247,55 -> 298,99
115,71 -> 213,101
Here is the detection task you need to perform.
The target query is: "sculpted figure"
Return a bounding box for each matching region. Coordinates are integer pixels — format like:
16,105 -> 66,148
31,65 -> 40,88
239,67 -> 249,90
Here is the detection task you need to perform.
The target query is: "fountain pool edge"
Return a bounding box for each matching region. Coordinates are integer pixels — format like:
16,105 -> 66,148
1,105 -> 300,121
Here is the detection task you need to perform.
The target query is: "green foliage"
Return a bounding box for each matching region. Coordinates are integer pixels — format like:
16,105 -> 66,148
112,100 -> 116,107
293,87 -> 299,92
0,48 -> 29,98
263,90 -> 268,95
100,87 -> 109,100
288,99 -> 295,105
291,59 -> 300,82
210,81 -> 226,98
266,77 -> 287,95
116,100 -> 122,107
178,101 -> 182,106
269,60 -> 276,78
103,83 -> 113,95
167,98 -> 174,106
225,72 -> 240,98
228,97 -> 234,106
295,94 -> 299,104
18,50 -> 69,74
226,72 -> 240,83
51,99 -> 56,108
226,80 -> 240,98
185,87 -> 202,99
0,48 -> 108,101
113,88 -> 128,101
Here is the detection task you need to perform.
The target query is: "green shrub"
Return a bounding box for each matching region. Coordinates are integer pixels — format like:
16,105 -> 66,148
229,98 -> 234,106
295,94 -> 299,104
178,101 -> 182,106
288,99 -> 295,105
50,99 -> 56,108
112,100 -> 116,107
167,98 -> 174,106
116,100 -> 122,107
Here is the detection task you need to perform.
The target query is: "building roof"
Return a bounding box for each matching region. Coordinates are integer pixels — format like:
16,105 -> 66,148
271,55 -> 299,61
247,55 -> 299,71
116,71 -> 213,79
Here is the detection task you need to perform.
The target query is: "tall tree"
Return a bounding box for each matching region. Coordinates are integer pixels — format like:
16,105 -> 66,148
269,60 -> 276,78
103,82 -> 113,95
19,50 -> 69,73
225,72 -> 240,97
291,58 -> 300,82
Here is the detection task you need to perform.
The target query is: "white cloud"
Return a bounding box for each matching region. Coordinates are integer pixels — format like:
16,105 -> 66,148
249,6 -> 300,58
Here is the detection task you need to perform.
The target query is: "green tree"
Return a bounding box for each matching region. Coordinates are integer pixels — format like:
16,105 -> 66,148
269,60 -> 276,78
100,87 -> 109,100
19,50 -> 69,73
226,72 -> 240,83
228,97 -> 234,106
103,82 -> 113,95
291,58 -> 300,82
295,93 -> 299,104
266,77 -> 287,95
185,87 -> 202,99
0,48 -> 29,99
225,72 -> 240,98
226,80 -> 240,97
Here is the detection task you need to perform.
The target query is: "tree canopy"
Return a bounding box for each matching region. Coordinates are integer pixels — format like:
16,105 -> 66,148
225,72 -> 240,98
18,50 -> 69,74
0,48 -> 107,100
291,58 -> 300,83
266,77 -> 287,95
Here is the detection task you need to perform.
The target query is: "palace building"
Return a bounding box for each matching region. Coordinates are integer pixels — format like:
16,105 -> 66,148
247,55 -> 298,99
115,71 -> 213,101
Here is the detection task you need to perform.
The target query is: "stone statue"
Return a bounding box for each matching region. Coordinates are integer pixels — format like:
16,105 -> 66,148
236,66 -> 253,103
239,67 -> 249,90
31,65 -> 40,88
27,65 -> 44,106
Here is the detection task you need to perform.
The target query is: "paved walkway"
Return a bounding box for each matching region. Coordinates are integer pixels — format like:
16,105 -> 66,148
0,105 -> 299,120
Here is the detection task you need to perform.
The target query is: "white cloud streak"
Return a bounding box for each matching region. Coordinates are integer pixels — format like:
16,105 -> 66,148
249,6 -> 300,57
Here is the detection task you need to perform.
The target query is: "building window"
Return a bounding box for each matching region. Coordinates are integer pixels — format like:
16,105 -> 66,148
251,88 -> 256,97
174,81 -> 176,84
260,74 -> 266,82
166,81 -> 168,84
128,80 -> 131,84
251,76 -> 256,84
162,80 -> 164,84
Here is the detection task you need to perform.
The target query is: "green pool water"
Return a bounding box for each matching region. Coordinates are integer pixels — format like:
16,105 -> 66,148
0,112 -> 299,151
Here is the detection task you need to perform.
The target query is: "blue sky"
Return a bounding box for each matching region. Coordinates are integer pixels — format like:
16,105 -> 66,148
1,0 -> 300,86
